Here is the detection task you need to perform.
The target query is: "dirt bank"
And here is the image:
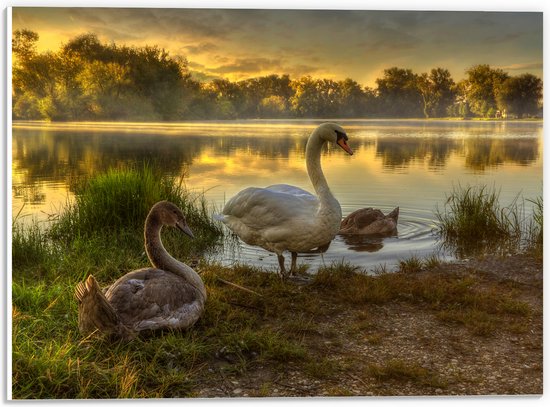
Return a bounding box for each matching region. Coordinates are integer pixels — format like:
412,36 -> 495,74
194,253 -> 543,397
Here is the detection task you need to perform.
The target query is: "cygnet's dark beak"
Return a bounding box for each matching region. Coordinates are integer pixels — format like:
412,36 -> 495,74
176,221 -> 195,239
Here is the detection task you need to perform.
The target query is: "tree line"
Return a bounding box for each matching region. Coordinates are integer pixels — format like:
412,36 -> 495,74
12,30 -> 543,121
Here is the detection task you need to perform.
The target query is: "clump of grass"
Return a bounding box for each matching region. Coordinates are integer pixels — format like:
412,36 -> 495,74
436,184 -> 522,256
368,359 -> 447,389
423,254 -> 442,269
312,260 -> 362,288
398,255 -> 423,273
371,263 -> 388,274
304,358 -> 341,379
525,196 -> 543,257
12,221 -> 55,272
50,164 -> 222,256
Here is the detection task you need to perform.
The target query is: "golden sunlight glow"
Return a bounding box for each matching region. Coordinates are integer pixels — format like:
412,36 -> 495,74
12,8 -> 543,86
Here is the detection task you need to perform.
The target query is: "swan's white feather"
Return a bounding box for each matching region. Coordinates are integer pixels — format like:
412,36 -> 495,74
220,185 -> 336,254
265,183 -> 317,199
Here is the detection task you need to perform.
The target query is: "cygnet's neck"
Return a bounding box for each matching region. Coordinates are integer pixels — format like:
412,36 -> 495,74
305,130 -> 340,214
144,212 -> 206,300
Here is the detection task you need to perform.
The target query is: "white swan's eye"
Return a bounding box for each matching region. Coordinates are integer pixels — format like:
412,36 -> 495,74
335,130 -> 348,141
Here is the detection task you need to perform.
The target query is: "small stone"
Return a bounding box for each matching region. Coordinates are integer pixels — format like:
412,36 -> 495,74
233,388 -> 242,395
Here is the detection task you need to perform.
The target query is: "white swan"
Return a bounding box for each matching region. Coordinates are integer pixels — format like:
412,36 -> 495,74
74,201 -> 206,340
217,123 -> 353,277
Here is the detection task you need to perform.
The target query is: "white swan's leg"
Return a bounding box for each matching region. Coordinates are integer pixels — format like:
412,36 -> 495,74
290,252 -> 298,275
277,254 -> 288,278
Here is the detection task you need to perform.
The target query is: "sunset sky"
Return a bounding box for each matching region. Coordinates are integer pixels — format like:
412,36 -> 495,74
11,7 -> 543,87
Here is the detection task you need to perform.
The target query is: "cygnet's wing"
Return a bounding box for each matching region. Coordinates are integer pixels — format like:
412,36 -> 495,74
105,268 -> 203,331
349,208 -> 385,229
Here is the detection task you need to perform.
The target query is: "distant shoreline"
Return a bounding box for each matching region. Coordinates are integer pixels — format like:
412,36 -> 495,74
12,117 -> 544,127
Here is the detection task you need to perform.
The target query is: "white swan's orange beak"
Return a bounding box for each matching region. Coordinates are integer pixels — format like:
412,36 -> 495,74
337,138 -> 353,155
177,221 -> 195,239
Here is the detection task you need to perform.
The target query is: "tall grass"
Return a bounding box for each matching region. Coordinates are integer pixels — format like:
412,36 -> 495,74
525,196 -> 543,257
49,164 -> 223,256
435,184 -> 525,256
12,221 -> 55,272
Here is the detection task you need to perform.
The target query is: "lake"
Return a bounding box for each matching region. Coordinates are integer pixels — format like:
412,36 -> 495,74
11,119 -> 543,272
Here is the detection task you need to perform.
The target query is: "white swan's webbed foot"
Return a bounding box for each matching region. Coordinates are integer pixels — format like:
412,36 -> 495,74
277,254 -> 289,279
290,252 -> 298,275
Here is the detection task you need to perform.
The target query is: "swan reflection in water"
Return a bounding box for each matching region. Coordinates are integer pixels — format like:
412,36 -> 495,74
339,234 -> 388,253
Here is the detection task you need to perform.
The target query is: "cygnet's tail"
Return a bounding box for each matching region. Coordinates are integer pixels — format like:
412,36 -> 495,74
74,275 -> 130,339
387,207 -> 399,221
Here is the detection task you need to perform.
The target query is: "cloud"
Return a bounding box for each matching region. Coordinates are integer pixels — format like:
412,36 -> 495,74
182,42 -> 218,55
284,64 -> 322,78
483,32 -> 522,44
497,62 -> 543,71
188,61 -> 206,70
187,55 -> 321,82
209,57 -> 284,74
189,70 -> 221,82
204,56 -> 321,80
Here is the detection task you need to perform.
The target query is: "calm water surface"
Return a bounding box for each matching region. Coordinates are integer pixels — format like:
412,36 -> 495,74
12,120 -> 543,272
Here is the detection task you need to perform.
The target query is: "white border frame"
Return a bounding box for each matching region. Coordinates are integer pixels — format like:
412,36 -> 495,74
2,2 -> 547,406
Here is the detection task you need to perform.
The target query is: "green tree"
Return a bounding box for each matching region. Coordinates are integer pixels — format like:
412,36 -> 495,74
12,29 -> 39,62
259,95 -> 287,117
237,74 -> 293,117
429,68 -> 455,117
417,68 -> 455,118
496,74 -> 542,118
376,67 -> 423,117
12,30 -> 53,119
417,73 -> 433,118
338,78 -> 367,117
206,79 -> 244,118
464,64 -> 509,117
290,76 -> 319,117
62,33 -> 109,61
290,76 -> 342,117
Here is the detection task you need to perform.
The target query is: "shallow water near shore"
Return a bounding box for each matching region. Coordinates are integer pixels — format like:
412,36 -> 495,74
12,119 -> 543,271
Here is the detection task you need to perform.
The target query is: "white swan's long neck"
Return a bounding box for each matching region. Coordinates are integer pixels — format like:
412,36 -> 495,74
306,131 -> 341,217
144,215 -> 206,301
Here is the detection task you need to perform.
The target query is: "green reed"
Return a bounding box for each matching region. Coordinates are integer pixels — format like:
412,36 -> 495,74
435,184 -> 528,256
49,164 -> 223,256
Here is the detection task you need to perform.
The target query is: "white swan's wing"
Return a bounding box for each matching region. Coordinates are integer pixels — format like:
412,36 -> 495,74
265,184 -> 316,199
221,186 -> 319,229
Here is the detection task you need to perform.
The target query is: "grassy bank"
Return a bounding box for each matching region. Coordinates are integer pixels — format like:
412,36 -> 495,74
11,172 -> 543,398
12,257 -> 541,398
